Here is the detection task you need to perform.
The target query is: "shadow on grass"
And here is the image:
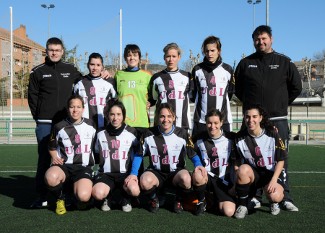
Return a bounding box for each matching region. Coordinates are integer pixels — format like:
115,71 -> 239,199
0,174 -> 39,209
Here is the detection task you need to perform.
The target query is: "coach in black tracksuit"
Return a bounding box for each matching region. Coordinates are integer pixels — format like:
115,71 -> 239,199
234,25 -> 302,211
28,37 -> 81,208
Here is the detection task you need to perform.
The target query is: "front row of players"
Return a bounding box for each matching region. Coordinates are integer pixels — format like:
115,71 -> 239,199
46,95 -> 287,219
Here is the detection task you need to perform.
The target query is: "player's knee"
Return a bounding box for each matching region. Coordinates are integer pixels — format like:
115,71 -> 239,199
237,165 -> 252,180
76,189 -> 92,202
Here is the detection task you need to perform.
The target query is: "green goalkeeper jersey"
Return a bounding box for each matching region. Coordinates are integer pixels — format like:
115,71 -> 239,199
115,69 -> 151,128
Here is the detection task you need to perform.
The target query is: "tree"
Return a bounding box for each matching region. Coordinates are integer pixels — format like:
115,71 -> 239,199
313,49 -> 325,61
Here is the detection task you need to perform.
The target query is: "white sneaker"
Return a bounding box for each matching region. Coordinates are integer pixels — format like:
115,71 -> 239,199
101,198 -> 111,211
234,205 -> 248,219
248,197 -> 261,209
122,203 -> 132,212
121,198 -> 132,212
282,201 -> 299,212
270,203 -> 280,215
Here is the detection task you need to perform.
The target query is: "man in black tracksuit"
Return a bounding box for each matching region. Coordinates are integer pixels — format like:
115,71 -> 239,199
28,37 -> 81,208
235,25 -> 302,212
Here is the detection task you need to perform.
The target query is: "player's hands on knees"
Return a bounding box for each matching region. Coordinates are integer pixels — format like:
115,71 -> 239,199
194,166 -> 208,182
124,174 -> 138,186
266,179 -> 278,194
51,156 -> 64,165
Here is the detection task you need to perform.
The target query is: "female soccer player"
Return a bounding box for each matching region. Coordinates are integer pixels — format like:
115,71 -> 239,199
74,52 -> 116,130
192,109 -> 237,217
92,100 -> 142,212
149,43 -> 192,131
139,103 -> 197,213
45,95 -> 97,215
191,36 -> 235,142
234,105 -> 286,219
114,44 -> 151,138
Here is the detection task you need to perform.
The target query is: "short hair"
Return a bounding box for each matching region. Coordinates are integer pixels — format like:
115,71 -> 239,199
104,99 -> 126,122
46,37 -> 63,49
201,35 -> 222,55
67,94 -> 84,108
252,25 -> 272,39
205,108 -> 224,123
163,43 -> 182,57
123,44 -> 141,61
87,52 -> 103,66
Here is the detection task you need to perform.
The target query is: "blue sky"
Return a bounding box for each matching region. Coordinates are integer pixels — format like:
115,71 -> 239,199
1,0 -> 325,72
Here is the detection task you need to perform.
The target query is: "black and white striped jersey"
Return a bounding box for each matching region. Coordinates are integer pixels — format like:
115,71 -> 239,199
195,132 -> 236,185
74,75 -> 116,129
235,129 -> 287,172
49,118 -> 96,167
143,126 -> 196,173
95,125 -> 140,174
192,61 -> 234,126
149,69 -> 192,130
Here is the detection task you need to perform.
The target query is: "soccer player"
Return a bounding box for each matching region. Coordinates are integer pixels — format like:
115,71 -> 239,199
192,109 -> 237,217
114,44 -> 151,138
149,43 -> 192,131
139,103 -> 196,213
74,52 -> 116,130
45,95 -> 97,215
191,36 -> 235,142
234,105 -> 286,219
92,100 -> 142,212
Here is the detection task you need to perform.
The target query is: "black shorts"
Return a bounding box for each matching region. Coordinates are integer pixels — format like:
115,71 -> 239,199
206,175 -> 236,203
53,164 -> 93,183
251,166 -> 286,190
93,173 -> 128,190
145,168 -> 189,190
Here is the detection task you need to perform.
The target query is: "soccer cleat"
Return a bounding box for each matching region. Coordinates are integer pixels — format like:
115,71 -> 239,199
234,205 -> 248,219
121,198 -> 132,212
194,200 -> 207,216
248,197 -> 261,209
173,200 -> 184,214
55,199 -> 67,215
101,198 -> 111,212
282,201 -> 299,212
149,196 -> 159,213
270,203 -> 281,215
30,198 -> 48,209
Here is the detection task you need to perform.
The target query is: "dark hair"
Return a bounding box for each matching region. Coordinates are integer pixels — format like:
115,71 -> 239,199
46,37 -> 63,49
123,44 -> 141,61
67,94 -> 84,108
205,108 -> 224,123
201,35 -> 222,55
252,25 -> 272,39
156,103 -> 176,119
244,104 -> 273,130
104,99 -> 126,122
87,52 -> 103,66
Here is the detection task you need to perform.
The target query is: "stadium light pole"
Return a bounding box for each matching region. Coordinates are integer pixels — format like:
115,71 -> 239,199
247,0 -> 261,30
41,4 -> 55,38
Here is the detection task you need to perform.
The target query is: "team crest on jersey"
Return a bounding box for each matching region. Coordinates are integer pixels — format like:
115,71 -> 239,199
277,138 -> 286,150
169,80 -> 174,88
255,146 -> 262,157
210,76 -> 216,85
90,86 -> 96,95
187,136 -> 194,149
75,134 -> 81,144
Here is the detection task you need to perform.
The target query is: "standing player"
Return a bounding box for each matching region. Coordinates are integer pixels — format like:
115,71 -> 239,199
235,25 -> 301,211
139,103 -> 197,213
114,44 -> 151,138
74,52 -> 116,130
192,109 -> 237,217
92,100 -> 142,212
191,36 -> 235,142
234,105 -> 286,219
149,43 -> 192,131
45,95 -> 96,215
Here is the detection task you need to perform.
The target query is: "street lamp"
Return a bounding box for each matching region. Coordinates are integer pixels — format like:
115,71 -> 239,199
247,0 -> 261,30
41,4 -> 55,38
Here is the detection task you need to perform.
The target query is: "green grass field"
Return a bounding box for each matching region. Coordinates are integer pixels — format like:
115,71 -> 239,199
0,144 -> 324,233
